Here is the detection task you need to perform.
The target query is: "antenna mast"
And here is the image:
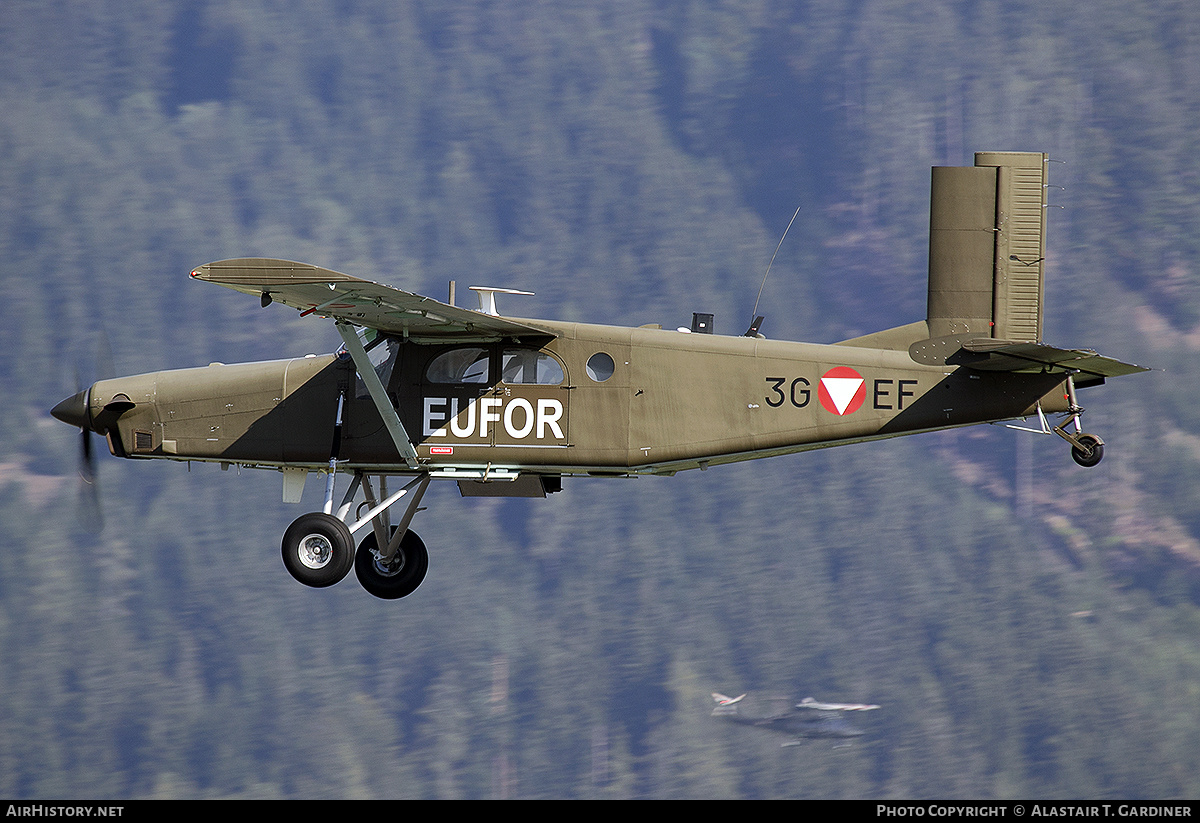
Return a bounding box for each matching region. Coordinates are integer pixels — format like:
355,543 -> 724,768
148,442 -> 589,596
751,206 -> 801,325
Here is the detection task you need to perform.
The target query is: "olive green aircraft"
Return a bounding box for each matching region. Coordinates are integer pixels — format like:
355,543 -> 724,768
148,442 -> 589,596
51,151 -> 1148,600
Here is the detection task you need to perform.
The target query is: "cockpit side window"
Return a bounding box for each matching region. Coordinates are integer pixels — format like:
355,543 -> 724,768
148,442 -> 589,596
501,349 -> 564,385
426,347 -> 491,384
353,332 -> 400,399
368,335 -> 399,382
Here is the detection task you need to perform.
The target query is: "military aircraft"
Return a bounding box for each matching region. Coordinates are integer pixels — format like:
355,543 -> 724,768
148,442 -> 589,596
711,692 -> 880,745
51,151 -> 1148,600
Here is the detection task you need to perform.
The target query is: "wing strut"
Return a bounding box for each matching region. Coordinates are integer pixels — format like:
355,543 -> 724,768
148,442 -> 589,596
335,322 -> 420,469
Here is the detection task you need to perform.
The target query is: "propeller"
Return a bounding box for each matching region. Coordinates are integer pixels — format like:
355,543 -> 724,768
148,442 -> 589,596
53,331 -> 119,533
53,382 -> 136,535
52,378 -> 103,532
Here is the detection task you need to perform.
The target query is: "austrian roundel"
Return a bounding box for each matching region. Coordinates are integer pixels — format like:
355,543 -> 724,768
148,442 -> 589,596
817,366 -> 866,416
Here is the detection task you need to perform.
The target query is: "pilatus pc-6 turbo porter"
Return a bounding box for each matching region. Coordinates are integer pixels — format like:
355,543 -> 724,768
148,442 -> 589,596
52,152 -> 1148,600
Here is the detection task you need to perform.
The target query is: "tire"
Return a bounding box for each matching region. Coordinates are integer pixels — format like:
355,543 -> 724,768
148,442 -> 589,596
355,527 -> 429,600
1071,434 -> 1105,468
281,512 -> 355,587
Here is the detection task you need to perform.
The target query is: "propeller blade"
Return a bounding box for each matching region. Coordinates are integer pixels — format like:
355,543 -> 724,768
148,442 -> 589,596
77,427 -> 103,534
80,426 -> 94,482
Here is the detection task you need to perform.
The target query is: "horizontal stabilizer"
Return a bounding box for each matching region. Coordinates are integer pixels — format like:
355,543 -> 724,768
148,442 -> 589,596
957,339 -> 1150,378
191,258 -> 555,342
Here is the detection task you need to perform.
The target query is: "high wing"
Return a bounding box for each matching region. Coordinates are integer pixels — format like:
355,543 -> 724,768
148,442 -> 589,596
795,697 -> 881,712
955,339 -> 1149,379
190,258 -> 556,342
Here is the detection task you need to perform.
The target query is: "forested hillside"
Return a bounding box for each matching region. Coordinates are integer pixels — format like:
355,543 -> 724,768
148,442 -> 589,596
2,0 -> 1200,798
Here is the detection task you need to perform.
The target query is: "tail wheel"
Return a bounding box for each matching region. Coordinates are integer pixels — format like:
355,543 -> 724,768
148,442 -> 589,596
355,527 -> 429,600
281,512 -> 355,587
1071,434 -> 1105,468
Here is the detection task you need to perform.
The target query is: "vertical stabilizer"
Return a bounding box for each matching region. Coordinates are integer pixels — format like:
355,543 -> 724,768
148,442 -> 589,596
927,165 -> 998,337
926,151 -> 1047,342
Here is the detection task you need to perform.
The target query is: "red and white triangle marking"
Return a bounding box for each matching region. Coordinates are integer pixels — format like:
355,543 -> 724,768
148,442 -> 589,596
818,367 -> 866,415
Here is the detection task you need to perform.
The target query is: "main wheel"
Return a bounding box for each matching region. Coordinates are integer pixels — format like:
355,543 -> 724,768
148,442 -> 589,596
281,512 -> 355,588
1071,434 -> 1105,468
355,527 -> 429,600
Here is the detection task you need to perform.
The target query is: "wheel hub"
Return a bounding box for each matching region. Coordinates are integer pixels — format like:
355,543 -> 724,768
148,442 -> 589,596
298,533 -> 334,569
372,549 -> 406,578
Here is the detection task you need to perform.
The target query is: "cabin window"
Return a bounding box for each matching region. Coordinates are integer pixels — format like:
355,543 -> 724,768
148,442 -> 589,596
426,347 -> 491,384
586,352 -> 615,382
501,349 -> 564,385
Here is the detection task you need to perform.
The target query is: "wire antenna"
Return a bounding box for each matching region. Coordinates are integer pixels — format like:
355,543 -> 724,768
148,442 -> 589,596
751,206 -> 801,323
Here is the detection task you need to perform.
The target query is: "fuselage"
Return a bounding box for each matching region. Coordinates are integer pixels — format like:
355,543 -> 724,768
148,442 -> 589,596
69,318 -> 1071,478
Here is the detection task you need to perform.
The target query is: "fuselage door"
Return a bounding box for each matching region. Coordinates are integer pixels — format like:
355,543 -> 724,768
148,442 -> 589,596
414,346 -> 495,446
410,344 -> 569,450
491,347 -> 569,448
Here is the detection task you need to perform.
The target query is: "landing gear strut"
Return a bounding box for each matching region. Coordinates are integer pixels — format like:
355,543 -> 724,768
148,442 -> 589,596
281,471 -> 432,599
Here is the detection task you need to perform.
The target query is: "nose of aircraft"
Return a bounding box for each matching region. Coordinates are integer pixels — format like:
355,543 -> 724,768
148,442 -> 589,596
51,388 -> 91,430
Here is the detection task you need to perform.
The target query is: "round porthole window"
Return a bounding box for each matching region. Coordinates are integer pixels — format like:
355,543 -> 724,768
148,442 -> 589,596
586,352 -> 615,382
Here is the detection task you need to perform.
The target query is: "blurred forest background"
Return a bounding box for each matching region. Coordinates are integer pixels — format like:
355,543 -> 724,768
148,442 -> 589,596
3,0 -> 1200,799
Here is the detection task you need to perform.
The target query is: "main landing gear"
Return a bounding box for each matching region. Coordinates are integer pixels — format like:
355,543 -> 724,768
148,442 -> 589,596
280,472 -> 431,599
